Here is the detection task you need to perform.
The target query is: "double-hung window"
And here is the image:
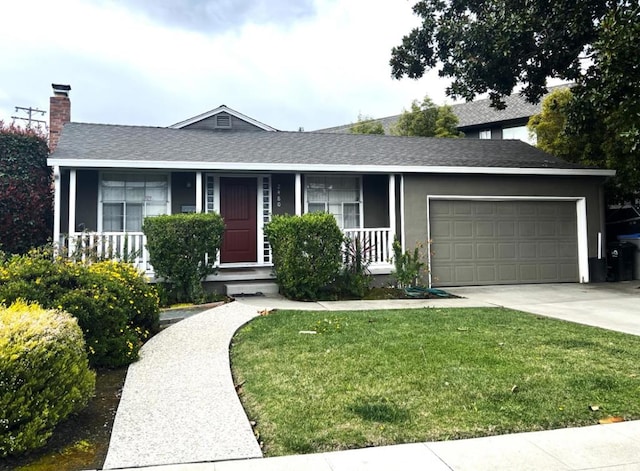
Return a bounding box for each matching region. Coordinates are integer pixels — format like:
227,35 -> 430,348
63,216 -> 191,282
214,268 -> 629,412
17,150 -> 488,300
101,173 -> 168,232
306,176 -> 361,229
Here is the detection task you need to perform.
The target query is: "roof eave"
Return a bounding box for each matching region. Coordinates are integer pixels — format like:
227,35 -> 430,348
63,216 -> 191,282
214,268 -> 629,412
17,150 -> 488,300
46,158 -> 616,177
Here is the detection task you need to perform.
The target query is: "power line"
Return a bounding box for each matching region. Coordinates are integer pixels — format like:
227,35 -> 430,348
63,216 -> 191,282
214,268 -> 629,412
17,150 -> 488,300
12,106 -> 47,129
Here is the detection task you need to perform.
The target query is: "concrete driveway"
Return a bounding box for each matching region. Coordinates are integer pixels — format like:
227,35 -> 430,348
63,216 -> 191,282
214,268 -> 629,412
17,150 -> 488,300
446,282 -> 640,336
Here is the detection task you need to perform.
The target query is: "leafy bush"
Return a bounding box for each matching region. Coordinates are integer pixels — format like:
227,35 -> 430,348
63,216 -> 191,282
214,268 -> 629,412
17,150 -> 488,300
0,249 -> 159,368
265,213 -> 344,300
0,122 -> 53,254
0,300 -> 95,457
391,238 -> 428,288
143,213 -> 225,303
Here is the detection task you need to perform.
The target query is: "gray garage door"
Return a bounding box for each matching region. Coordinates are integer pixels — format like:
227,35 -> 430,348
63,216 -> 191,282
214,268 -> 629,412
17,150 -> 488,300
429,200 -> 579,286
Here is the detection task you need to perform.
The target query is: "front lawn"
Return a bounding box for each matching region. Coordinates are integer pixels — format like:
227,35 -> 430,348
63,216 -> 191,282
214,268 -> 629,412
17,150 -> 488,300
230,307 -> 640,456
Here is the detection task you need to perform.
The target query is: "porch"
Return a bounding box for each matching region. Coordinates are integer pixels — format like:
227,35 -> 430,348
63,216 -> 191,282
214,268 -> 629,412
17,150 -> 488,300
57,227 -> 395,279
52,169 -> 400,281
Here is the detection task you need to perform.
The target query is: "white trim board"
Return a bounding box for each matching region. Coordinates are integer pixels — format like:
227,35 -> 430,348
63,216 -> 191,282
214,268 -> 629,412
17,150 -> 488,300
425,195 -> 590,286
47,158 -> 616,178
168,105 -> 278,131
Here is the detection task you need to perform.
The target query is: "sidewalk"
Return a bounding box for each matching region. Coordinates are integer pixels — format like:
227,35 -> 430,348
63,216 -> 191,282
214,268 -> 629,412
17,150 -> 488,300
102,291 -> 640,471
104,419 -> 640,470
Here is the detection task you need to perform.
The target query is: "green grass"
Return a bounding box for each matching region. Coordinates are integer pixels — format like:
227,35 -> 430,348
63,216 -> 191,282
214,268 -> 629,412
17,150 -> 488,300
230,307 -> 640,456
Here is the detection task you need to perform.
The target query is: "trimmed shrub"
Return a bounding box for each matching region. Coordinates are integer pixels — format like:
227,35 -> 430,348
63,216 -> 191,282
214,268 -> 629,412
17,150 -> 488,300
143,213 -> 225,303
0,300 -> 96,457
0,249 -> 159,368
265,213 -> 344,300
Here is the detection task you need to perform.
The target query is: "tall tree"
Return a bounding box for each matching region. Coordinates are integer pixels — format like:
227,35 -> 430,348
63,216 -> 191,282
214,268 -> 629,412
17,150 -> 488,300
349,114 -> 385,135
565,6 -> 640,203
390,0 -> 610,108
390,96 -> 439,136
391,1 -> 640,203
391,96 -> 464,138
435,105 -> 464,138
0,122 -> 53,254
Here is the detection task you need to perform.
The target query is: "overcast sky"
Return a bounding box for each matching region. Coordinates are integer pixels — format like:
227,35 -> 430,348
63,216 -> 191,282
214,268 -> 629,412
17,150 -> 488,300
0,0 -> 454,132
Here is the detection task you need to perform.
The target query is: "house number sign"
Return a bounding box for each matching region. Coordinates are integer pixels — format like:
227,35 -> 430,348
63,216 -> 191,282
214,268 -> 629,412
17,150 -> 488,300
276,183 -> 282,208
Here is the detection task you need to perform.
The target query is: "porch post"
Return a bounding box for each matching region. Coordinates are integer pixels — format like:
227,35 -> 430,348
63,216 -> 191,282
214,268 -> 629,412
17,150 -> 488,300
53,166 -> 61,251
295,173 -> 302,215
68,169 -> 77,255
388,174 -> 396,243
400,174 -> 405,251
195,171 -> 203,213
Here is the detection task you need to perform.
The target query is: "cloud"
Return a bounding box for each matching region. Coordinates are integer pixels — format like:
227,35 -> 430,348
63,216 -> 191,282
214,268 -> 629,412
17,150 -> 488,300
103,0 -> 318,33
0,0 -> 452,131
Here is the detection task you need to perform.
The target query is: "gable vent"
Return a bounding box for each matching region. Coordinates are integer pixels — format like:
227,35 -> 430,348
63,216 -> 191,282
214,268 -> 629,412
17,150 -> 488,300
215,114 -> 231,128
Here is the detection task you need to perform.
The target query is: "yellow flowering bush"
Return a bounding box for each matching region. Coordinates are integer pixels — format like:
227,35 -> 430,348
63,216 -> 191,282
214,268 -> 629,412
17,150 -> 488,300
0,249 -> 159,368
0,300 -> 95,457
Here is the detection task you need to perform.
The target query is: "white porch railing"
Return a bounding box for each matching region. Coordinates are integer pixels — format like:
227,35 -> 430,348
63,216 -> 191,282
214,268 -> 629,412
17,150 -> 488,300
343,227 -> 393,266
59,227 -> 393,273
60,232 -> 150,273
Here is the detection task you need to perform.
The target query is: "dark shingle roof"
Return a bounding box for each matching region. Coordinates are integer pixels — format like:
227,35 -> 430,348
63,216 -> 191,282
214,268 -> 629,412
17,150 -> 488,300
315,84 -> 571,133
49,122 -> 593,172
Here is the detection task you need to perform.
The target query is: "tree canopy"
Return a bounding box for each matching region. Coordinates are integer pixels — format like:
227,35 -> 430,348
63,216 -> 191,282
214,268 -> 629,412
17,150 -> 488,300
390,96 -> 463,137
0,122 -> 53,254
391,0 -> 615,108
349,114 -> 385,135
392,1 -> 640,203
527,87 -> 573,159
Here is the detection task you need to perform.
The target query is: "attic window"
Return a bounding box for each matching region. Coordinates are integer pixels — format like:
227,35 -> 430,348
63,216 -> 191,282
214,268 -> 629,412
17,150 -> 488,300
215,114 -> 231,129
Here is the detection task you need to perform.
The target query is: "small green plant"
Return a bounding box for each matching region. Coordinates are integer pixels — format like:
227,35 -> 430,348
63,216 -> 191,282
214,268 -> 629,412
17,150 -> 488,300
391,237 -> 428,288
265,213 -> 344,300
143,213 -> 225,304
0,300 -> 96,458
337,236 -> 372,298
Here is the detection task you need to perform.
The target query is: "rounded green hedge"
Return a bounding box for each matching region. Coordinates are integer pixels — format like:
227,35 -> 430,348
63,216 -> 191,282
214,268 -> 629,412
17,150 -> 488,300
265,213 -> 344,300
0,249 -> 160,368
0,300 -> 96,457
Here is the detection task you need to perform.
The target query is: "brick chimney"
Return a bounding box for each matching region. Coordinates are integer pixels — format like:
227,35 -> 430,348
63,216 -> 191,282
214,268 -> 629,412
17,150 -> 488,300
49,83 -> 71,152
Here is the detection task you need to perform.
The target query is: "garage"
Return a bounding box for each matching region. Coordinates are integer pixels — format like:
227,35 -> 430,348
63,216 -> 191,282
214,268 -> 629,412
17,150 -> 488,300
429,199 -> 579,286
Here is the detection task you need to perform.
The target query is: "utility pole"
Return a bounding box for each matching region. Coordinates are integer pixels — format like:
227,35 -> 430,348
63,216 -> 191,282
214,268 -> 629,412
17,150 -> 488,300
12,106 -> 47,129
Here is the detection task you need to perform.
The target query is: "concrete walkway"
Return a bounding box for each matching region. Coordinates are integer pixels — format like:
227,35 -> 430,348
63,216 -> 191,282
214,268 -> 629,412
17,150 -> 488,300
102,302 -> 262,469
103,284 -> 640,470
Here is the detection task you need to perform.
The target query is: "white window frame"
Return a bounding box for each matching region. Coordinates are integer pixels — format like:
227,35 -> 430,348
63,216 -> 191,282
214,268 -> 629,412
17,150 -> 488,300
304,174 -> 364,229
98,171 -> 171,232
478,129 -> 491,139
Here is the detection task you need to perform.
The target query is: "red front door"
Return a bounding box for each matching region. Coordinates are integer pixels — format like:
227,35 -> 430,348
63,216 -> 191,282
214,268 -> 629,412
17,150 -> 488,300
220,177 -> 257,263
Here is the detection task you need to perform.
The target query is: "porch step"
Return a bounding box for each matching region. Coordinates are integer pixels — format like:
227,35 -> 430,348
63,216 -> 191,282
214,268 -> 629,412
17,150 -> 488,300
225,282 -> 279,297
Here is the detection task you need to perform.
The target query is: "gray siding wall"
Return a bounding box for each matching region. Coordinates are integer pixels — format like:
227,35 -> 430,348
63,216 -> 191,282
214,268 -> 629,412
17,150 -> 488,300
182,113 -> 266,132
403,174 -> 606,260
363,174 -> 389,228
171,172 -> 196,214
272,174 -> 296,216
75,170 -> 99,232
